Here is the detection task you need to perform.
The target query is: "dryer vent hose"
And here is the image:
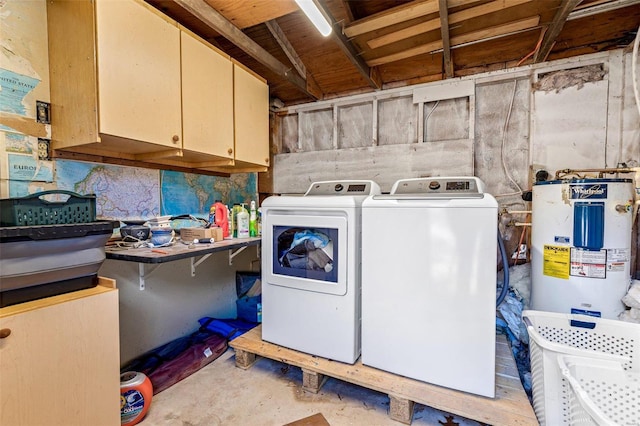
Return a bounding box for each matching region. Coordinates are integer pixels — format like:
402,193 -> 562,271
497,230 -> 509,306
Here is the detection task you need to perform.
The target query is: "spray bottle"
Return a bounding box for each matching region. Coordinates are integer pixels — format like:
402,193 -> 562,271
249,200 -> 257,237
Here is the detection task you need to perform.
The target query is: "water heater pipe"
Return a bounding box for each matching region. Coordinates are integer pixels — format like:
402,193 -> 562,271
554,167 -> 638,179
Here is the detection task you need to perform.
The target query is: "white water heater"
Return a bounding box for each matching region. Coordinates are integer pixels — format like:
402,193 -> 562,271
531,178 -> 634,319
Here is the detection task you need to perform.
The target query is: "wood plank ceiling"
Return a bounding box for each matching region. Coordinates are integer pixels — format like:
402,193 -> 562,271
146,0 -> 640,106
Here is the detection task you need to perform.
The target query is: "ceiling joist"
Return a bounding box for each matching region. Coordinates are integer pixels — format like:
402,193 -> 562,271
367,0 -> 532,50
438,0 -> 453,78
313,0 -> 382,89
534,0 -> 582,62
344,0 -> 481,38
173,0 -> 320,99
265,20 -> 307,78
367,15 -> 540,66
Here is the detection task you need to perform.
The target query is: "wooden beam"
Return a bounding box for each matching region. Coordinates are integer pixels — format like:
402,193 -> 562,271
451,15 -> 539,45
438,0 -> 453,78
345,0 -> 440,38
534,0 -> 582,62
340,0 -> 356,22
265,20 -> 306,78
173,0 -> 319,99
344,0 -> 480,38
367,40 -> 443,67
313,0 -> 381,89
264,19 -> 323,107
202,0 -> 298,29
367,15 -> 540,66
367,0 -> 532,50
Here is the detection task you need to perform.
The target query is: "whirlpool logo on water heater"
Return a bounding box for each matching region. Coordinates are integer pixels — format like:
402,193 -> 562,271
570,184 -> 607,199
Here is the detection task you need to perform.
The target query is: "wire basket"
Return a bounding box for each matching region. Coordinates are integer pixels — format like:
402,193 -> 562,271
558,355 -> 640,426
0,190 -> 97,227
522,310 -> 640,425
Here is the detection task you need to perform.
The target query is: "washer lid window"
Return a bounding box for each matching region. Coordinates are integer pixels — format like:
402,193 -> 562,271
264,214 -> 348,296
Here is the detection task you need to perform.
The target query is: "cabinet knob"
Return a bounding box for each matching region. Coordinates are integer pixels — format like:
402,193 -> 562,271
265,158 -> 269,164
227,148 -> 233,155
0,328 -> 11,339
172,135 -> 180,143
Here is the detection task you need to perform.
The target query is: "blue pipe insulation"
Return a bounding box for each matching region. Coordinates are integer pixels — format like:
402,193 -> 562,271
497,230 -> 509,306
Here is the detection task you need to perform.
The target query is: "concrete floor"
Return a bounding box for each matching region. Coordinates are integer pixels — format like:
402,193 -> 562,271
139,348 -> 483,426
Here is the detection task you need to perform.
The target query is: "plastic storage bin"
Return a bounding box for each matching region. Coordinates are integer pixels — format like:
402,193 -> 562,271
558,355 -> 639,426
0,190 -> 96,226
522,310 -> 640,425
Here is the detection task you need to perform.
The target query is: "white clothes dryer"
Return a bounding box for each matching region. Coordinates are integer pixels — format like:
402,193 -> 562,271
361,177 -> 498,397
261,180 -> 381,364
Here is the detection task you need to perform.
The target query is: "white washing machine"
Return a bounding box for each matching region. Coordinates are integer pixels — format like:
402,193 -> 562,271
361,177 -> 498,397
261,180 -> 381,364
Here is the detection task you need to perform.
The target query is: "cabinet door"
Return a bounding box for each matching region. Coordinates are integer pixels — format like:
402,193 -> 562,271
95,0 -> 182,148
0,289 -> 120,426
234,64 -> 270,167
182,31 -> 234,158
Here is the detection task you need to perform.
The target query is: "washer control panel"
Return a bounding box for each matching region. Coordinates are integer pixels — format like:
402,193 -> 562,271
305,180 -> 380,196
392,177 -> 484,195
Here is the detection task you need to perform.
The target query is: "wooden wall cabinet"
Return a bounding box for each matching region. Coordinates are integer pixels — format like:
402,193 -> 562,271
0,278 -> 120,426
48,0 -> 269,173
232,64 -> 270,171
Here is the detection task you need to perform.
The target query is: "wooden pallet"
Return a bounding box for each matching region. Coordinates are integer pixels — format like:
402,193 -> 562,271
229,325 -> 538,425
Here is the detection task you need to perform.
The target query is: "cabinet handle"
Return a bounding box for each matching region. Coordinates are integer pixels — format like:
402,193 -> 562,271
172,135 -> 180,143
265,158 -> 269,164
227,148 -> 233,155
0,328 -> 11,339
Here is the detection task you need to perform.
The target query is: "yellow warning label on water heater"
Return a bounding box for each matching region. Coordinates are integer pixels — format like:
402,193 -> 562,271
543,245 -> 570,279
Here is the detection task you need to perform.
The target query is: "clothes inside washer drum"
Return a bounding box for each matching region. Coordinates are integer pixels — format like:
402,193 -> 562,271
281,239 -> 333,271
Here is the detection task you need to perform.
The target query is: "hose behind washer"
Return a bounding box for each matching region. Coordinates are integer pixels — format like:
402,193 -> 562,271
497,230 -> 510,306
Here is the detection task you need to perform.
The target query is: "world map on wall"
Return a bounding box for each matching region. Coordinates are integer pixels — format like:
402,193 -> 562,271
161,171 -> 257,218
47,160 -> 257,221
55,160 -> 161,220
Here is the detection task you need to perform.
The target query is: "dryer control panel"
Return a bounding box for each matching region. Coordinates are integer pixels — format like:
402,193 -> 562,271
305,180 -> 381,196
391,177 -> 485,195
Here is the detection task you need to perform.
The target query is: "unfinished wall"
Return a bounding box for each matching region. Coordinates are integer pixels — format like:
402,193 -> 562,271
270,49 -> 640,275
101,247 -> 259,365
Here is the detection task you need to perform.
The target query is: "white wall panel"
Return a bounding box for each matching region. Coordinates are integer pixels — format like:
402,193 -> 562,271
273,140 -> 474,194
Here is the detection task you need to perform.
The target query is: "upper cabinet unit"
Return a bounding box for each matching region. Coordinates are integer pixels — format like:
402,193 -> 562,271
47,0 -> 269,173
232,64 -> 270,171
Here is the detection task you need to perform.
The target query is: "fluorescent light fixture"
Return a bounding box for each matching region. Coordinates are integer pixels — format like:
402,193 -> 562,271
295,0 -> 332,37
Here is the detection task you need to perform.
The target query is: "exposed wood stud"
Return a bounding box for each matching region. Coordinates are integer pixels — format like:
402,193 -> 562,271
372,98 -> 378,146
340,0 -> 355,23
312,0 -> 381,89
367,0 -> 532,50
438,0 -> 454,79
173,0 -> 318,99
344,0 -> 479,38
367,15 -> 540,66
265,20 -> 307,78
345,0 -> 438,38
534,0 -> 582,63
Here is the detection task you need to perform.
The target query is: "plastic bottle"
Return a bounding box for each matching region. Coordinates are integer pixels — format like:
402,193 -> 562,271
226,205 -> 232,239
237,204 -> 250,238
120,371 -> 153,426
213,200 -> 229,238
257,207 -> 262,236
249,200 -> 257,237
208,203 -> 215,227
231,203 -> 241,238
